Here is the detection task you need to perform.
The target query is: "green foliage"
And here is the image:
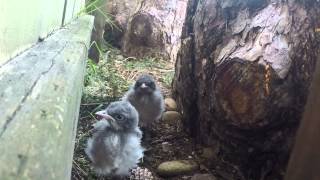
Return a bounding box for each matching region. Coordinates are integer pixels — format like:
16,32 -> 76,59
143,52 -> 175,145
125,57 -> 166,70
78,0 -> 120,31
84,58 -> 98,87
163,70 -> 175,87
82,57 -> 129,103
82,45 -> 174,104
78,0 -> 121,62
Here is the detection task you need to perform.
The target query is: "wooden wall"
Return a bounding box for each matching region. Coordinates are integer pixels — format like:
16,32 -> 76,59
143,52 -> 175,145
0,0 -> 85,64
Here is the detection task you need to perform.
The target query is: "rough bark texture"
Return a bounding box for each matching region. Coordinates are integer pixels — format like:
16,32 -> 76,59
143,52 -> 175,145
285,34 -> 320,180
103,0 -> 142,48
87,0 -> 108,62
173,0 -> 320,179
103,0 -> 188,61
88,12 -> 104,62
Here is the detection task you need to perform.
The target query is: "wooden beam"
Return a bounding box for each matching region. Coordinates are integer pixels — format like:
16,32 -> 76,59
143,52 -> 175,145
285,58 -> 320,179
0,15 -> 93,180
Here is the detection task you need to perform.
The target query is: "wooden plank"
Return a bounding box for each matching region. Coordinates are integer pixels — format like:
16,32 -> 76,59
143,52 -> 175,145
285,58 -> 320,179
0,0 -> 65,64
73,0 -> 86,18
0,15 -> 94,180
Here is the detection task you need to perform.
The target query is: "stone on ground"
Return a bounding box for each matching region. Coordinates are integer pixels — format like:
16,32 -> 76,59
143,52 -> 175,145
164,98 -> 178,111
157,160 -> 199,177
162,111 -> 182,125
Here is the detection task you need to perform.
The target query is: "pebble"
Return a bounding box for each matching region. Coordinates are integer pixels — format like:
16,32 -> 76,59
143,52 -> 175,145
162,111 -> 182,125
164,98 -> 178,111
161,142 -> 172,152
157,160 -> 199,177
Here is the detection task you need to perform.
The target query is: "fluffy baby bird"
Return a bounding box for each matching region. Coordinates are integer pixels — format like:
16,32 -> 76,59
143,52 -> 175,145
122,74 -> 165,134
85,100 -> 144,178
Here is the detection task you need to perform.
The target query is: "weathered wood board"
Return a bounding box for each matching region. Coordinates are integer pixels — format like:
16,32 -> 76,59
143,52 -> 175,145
0,15 -> 93,180
0,0 -> 85,65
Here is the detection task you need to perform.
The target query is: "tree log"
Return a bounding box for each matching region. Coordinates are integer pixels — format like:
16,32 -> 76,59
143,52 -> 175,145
103,0 -> 142,48
173,0 -> 320,179
103,0 -> 188,61
87,0 -> 108,62
285,30 -> 320,180
88,0 -> 142,61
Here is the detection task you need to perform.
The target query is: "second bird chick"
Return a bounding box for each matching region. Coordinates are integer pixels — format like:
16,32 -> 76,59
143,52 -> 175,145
122,74 -> 165,136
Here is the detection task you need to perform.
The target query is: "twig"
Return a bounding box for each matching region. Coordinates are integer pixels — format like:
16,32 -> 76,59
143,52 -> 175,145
123,57 -> 137,61
73,160 -> 88,176
157,68 -> 174,72
91,104 -> 104,113
89,112 -> 98,120
150,135 -> 174,145
81,102 -> 106,106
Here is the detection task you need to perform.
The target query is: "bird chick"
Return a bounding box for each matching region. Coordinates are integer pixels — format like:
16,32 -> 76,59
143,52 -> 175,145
122,74 -> 165,134
85,101 -> 144,177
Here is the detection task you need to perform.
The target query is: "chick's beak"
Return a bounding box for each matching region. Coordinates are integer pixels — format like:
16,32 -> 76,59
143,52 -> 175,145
141,83 -> 147,88
95,111 -> 120,130
95,110 -> 112,120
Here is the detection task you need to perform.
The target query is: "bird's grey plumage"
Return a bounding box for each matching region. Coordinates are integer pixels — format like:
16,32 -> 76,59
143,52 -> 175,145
85,101 -> 144,176
122,74 -> 165,129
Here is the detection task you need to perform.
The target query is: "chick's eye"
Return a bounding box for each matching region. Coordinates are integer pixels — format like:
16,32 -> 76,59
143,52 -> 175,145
147,82 -> 155,88
114,114 -> 125,121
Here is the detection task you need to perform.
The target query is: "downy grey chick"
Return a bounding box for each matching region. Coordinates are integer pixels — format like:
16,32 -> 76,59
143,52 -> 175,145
122,74 -> 165,133
85,101 -> 144,177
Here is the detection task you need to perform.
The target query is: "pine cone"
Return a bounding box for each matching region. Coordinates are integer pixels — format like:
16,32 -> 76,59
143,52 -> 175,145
129,167 -> 154,180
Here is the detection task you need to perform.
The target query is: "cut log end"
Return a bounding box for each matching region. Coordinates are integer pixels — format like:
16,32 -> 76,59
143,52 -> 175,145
129,13 -> 154,47
214,58 -> 280,128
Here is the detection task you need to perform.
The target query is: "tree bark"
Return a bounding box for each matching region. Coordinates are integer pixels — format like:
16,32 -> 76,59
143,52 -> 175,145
285,36 -> 320,180
87,0 -> 109,62
103,0 -> 188,61
103,0 -> 142,48
173,0 -> 320,179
